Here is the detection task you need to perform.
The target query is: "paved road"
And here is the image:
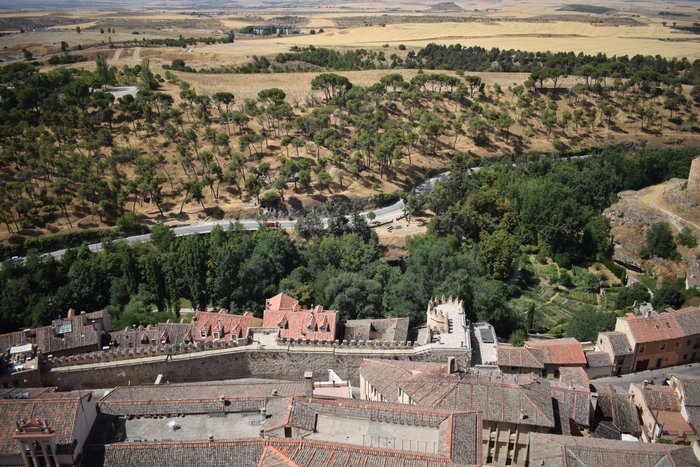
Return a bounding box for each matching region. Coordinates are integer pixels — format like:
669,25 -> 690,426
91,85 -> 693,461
36,154 -> 589,261
593,362 -> 700,391
40,171 -> 453,261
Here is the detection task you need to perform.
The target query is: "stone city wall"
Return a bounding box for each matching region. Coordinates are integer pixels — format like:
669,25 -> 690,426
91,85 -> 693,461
42,344 -> 470,390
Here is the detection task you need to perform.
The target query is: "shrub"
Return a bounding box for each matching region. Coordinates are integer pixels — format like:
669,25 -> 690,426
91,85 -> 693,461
678,227 -> 697,248
652,283 -> 685,309
600,257 -> 625,280
614,283 -> 650,309
568,307 -> 616,342
641,222 -> 679,260
373,192 -> 400,207
116,212 -> 148,235
508,329 -> 526,347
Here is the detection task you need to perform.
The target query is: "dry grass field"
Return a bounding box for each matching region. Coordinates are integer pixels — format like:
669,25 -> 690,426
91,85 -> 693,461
2,0 -> 700,61
196,21 -> 700,59
1,0 -> 699,238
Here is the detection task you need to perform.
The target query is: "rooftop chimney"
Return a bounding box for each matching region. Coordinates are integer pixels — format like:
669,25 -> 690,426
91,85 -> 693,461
304,371 -> 313,399
447,356 -> 457,374
67,308 -> 75,320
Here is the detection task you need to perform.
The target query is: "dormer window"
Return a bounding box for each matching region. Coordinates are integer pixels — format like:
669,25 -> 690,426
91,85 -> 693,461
200,330 -> 207,338
213,331 -> 220,340
56,321 -> 72,335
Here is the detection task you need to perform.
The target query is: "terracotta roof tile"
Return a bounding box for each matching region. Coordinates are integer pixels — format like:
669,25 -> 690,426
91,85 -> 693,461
525,338 -> 587,366
0,390 -> 91,456
0,311 -> 109,355
192,311 -> 262,342
262,396 -> 480,464
528,433 -> 692,467
624,313 -> 684,343
359,359 -> 449,402
84,439 -> 467,467
550,380 -> 591,432
620,307 -> 700,345
590,384 -> 641,439
600,331 -> 633,356
656,446 -> 700,467
263,297 -> 339,341
361,360 -> 555,428
496,345 -> 545,369
586,351 -> 613,368
265,293 -> 300,313
637,386 -> 681,411
558,367 -> 590,388
98,381 -> 307,417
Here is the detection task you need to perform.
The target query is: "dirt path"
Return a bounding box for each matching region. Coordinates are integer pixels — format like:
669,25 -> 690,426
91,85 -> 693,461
111,48 -> 122,61
638,181 -> 700,232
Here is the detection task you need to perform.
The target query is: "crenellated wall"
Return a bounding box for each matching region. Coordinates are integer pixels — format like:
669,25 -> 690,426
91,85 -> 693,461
42,343 -> 471,390
39,295 -> 472,391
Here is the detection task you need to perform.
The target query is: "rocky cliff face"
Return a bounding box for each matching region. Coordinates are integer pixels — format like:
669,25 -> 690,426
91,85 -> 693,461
604,178 -> 700,282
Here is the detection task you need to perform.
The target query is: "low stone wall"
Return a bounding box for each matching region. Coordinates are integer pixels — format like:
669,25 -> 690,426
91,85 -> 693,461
42,344 -> 470,390
277,337 -> 417,349
47,340 -> 240,368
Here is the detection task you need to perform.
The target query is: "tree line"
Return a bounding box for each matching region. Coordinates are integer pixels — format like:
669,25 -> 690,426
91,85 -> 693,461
1,54 -> 698,259
2,147 -> 696,342
227,43 -> 700,88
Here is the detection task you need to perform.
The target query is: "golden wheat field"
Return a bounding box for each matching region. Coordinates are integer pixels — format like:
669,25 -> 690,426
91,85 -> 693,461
199,21 -> 700,60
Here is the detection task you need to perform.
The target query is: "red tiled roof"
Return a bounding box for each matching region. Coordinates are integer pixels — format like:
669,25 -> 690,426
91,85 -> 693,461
496,345 -> 545,369
550,375 -> 592,431
263,296 -> 338,341
361,360 -> 555,428
0,311 -> 109,355
99,381 -> 307,416
623,312 -> 685,344
586,351 -> 613,368
637,386 -> 681,412
529,432 -> 692,467
85,439 -> 468,467
525,338 -> 587,366
359,359 -> 450,401
558,367 -> 590,388
265,293 -> 300,313
620,307 -> 700,345
259,445 -> 298,466
192,310 -> 262,342
0,391 -> 91,456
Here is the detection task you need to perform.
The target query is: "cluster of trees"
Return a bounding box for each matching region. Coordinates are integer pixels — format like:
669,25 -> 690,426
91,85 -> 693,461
420,147 -> 697,340
642,222 -> 697,260
2,52 -> 698,258
0,220 -> 518,337
407,44 -> 700,85
426,147 -> 698,262
137,33 -> 235,48
231,44 -> 700,89
275,46 -> 389,70
2,147 -> 696,342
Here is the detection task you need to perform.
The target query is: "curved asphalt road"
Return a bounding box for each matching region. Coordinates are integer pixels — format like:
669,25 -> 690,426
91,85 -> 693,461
38,154 -> 590,261
40,171 -> 456,261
